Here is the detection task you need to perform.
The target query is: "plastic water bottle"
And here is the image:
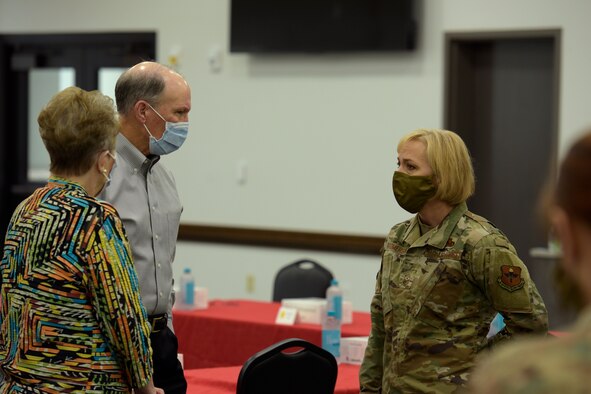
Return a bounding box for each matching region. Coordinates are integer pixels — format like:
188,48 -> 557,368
322,311 -> 341,361
322,279 -> 342,360
179,267 -> 195,310
326,279 -> 343,322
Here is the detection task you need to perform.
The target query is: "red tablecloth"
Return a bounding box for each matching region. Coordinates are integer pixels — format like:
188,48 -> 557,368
173,299 -> 371,370
549,330 -> 569,337
185,363 -> 361,394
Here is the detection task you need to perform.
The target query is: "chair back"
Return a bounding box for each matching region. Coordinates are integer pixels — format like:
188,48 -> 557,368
272,259 -> 334,302
236,338 -> 338,394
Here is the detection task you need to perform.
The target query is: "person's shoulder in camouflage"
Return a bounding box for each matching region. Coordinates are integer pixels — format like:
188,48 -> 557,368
465,308 -> 591,393
467,210 -> 548,342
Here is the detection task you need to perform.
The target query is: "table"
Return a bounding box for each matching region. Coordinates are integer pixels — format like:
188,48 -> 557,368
173,299 -> 371,369
185,363 -> 361,394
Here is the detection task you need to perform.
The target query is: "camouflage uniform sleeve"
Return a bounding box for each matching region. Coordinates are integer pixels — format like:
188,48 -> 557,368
470,234 -> 548,341
359,261 -> 385,393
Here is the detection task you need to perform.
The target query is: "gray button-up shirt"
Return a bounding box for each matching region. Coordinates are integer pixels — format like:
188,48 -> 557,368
100,134 -> 182,318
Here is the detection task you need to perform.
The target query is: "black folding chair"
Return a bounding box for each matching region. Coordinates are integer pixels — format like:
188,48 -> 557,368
236,338 -> 338,394
272,259 -> 334,302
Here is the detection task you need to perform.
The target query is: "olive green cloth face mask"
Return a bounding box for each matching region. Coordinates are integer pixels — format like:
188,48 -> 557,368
392,171 -> 437,213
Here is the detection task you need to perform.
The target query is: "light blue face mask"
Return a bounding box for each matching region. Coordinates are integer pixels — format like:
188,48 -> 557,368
144,103 -> 189,156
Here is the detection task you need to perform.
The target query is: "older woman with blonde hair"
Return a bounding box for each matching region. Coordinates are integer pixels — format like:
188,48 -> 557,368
359,128 -> 548,393
0,87 -> 161,393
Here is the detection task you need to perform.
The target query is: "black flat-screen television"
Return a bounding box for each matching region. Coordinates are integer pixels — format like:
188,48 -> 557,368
230,0 -> 416,53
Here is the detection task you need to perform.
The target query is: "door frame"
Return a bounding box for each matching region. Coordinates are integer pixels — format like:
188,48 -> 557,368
444,30 -> 568,328
444,29 -> 561,179
0,32 -> 156,239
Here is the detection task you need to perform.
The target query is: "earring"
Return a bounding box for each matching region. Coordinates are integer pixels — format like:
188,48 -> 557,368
102,169 -> 107,174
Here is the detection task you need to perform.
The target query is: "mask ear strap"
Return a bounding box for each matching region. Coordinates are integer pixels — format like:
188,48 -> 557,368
145,102 -> 167,122
144,123 -> 156,138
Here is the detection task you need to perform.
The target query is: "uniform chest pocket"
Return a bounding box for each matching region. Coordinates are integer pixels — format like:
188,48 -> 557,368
383,253 -> 437,322
413,261 -> 466,329
380,250 -> 395,319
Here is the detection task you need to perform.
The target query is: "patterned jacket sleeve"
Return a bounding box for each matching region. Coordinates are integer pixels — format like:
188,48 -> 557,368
470,233 -> 548,342
84,206 -> 153,388
359,259 -> 385,393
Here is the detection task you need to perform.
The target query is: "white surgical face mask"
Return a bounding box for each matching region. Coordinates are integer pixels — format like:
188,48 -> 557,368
144,103 -> 189,156
104,151 -> 117,183
98,151 -> 117,196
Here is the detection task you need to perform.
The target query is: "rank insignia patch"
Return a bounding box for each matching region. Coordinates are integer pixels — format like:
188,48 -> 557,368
498,265 -> 525,292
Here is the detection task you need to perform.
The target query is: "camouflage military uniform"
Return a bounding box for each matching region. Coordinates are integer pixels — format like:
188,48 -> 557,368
359,202 -> 548,393
465,307 -> 591,393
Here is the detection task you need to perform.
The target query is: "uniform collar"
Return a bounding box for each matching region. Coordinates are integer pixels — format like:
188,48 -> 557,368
402,202 -> 468,250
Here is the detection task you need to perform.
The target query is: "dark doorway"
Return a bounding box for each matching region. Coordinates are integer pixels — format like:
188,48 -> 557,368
445,30 -> 560,258
444,30 -> 572,329
0,32 -> 155,240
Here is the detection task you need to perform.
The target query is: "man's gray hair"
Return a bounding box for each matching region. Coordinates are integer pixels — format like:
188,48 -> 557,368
115,67 -> 166,114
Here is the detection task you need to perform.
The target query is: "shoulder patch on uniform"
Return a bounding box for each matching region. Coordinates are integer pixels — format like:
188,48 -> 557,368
497,265 -> 525,292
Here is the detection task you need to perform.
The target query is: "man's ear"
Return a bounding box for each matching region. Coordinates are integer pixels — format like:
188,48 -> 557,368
134,100 -> 149,123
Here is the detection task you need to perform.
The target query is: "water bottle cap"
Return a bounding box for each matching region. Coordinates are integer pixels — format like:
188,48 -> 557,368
331,279 -> 338,286
184,268 -> 191,274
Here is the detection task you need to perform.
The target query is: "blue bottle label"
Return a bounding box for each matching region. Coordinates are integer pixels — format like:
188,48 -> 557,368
322,329 -> 340,358
185,281 -> 194,305
332,295 -> 343,320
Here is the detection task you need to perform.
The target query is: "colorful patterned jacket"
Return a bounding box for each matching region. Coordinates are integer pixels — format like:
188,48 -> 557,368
0,177 -> 152,393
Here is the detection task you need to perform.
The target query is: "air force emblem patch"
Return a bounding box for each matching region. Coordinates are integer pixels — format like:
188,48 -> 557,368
498,265 -> 525,292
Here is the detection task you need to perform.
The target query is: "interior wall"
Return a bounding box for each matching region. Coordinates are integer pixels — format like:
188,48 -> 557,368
2,0 -> 591,310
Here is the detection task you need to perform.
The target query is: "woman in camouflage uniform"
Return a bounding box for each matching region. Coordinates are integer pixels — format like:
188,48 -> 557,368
466,130 -> 591,393
359,129 -> 548,393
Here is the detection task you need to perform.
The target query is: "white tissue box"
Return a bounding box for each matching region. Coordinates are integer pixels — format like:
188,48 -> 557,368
194,287 -> 208,309
280,298 -> 353,324
174,286 -> 209,310
340,336 -> 368,365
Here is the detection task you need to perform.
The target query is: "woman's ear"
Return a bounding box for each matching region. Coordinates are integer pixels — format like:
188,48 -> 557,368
432,174 -> 440,187
550,207 -> 579,274
95,150 -> 110,175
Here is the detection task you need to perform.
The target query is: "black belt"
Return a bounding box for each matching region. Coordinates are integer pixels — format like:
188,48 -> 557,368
148,313 -> 168,333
